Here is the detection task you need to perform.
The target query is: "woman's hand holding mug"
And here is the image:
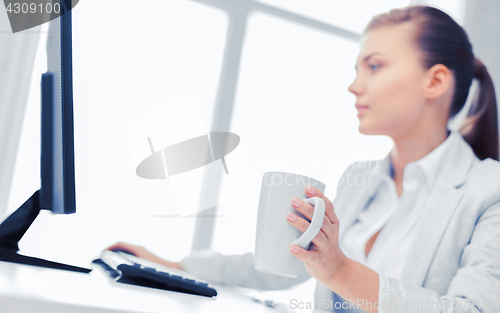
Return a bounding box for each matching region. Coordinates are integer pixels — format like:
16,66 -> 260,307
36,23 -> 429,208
287,185 -> 348,285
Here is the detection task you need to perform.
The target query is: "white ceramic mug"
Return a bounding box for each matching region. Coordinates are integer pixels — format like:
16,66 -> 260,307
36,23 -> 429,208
254,172 -> 326,278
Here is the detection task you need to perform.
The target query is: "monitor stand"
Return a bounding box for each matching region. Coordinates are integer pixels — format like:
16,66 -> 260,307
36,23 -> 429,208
0,190 -> 91,273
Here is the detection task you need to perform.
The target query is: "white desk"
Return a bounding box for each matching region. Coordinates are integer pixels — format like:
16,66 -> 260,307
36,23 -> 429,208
0,260 -> 312,313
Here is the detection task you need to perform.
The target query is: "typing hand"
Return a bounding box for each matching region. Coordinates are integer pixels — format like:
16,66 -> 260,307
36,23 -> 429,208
104,242 -> 183,270
286,186 -> 348,284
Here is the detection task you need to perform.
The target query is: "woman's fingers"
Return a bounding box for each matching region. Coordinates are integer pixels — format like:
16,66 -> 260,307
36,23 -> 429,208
289,243 -> 319,262
305,185 -> 339,224
291,196 -> 337,229
105,241 -> 140,256
105,242 -> 183,270
291,197 -> 314,221
286,213 -> 332,249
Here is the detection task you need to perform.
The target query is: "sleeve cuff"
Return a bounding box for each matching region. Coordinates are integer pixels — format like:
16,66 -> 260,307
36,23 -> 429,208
180,249 -> 226,284
377,271 -> 390,313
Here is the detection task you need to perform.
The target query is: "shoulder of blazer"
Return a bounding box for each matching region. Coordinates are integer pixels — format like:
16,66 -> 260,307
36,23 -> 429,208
333,159 -> 383,218
335,159 -> 382,193
464,157 -> 500,207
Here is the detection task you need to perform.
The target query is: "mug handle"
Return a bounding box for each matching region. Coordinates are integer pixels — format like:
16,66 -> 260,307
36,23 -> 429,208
291,197 -> 325,250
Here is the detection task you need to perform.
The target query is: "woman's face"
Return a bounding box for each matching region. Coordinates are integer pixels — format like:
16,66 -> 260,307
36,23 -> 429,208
348,22 -> 429,138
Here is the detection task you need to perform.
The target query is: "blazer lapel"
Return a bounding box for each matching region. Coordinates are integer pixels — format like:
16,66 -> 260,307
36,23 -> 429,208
400,180 -> 464,287
338,171 -> 383,240
401,134 -> 474,287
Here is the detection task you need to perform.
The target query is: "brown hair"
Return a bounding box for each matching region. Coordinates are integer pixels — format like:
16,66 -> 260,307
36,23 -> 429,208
364,5 -> 499,160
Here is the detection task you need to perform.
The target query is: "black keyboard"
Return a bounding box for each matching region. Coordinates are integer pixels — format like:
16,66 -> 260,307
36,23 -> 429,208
92,250 -> 217,297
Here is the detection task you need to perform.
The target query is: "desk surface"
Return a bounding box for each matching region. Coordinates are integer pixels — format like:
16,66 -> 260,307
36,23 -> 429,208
0,260 -> 311,313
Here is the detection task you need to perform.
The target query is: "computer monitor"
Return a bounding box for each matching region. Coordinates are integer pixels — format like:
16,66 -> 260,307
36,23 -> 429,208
0,5 -> 90,273
41,2 -> 76,215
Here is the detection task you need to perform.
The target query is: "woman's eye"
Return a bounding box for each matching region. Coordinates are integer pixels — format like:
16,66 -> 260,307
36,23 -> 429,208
370,64 -> 380,72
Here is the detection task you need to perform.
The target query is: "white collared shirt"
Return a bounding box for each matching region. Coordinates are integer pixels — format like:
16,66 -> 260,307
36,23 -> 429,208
337,129 -> 458,311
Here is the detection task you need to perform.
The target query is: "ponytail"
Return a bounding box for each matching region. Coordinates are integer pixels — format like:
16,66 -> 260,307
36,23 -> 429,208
460,58 -> 499,161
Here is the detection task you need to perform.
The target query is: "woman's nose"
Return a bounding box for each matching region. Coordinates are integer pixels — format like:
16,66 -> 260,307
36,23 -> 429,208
348,77 -> 362,96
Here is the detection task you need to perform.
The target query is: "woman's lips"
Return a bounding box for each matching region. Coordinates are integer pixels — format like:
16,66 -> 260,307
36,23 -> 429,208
355,104 -> 369,116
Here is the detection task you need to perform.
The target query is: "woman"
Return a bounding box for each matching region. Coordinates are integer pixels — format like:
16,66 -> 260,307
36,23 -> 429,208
107,5 -> 500,312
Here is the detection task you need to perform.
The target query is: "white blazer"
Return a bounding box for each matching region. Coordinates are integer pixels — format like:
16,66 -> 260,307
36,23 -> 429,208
182,132 -> 500,313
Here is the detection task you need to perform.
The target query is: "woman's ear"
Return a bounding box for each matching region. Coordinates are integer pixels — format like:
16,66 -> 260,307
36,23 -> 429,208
423,63 -> 454,100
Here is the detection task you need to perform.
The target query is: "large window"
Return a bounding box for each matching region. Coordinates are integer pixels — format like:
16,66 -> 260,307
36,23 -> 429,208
70,0 -> 229,262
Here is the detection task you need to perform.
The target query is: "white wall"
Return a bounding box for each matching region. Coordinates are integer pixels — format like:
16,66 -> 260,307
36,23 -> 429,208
464,0 -> 500,135
0,8 -> 41,219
